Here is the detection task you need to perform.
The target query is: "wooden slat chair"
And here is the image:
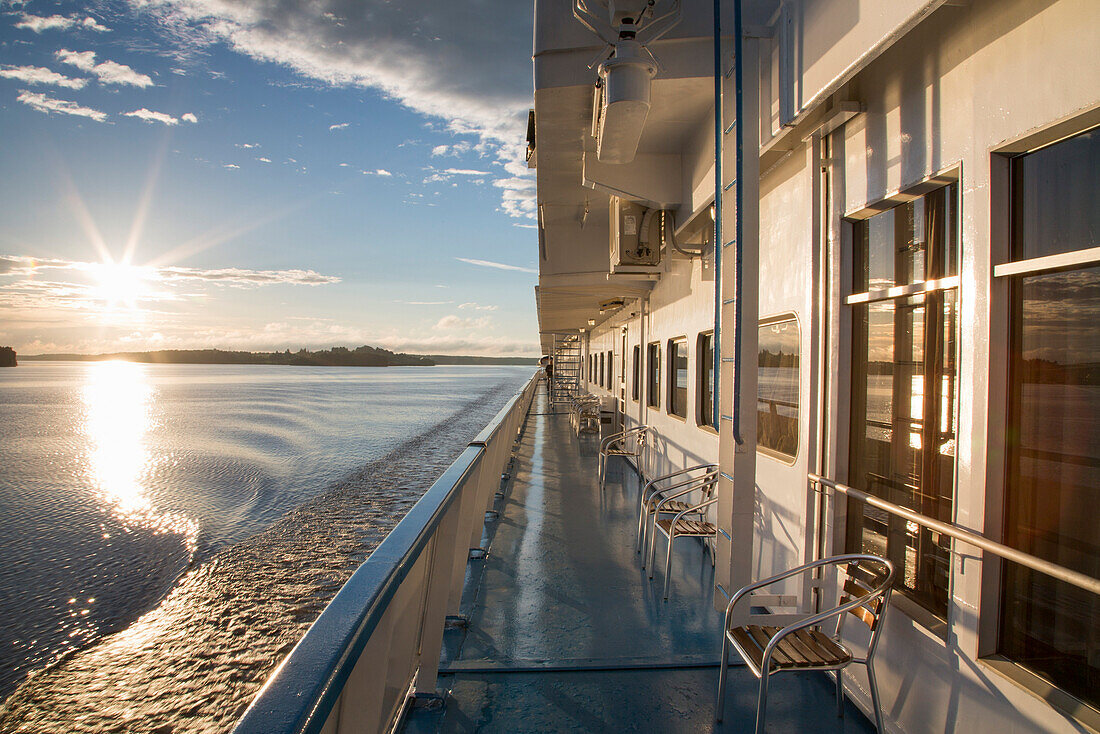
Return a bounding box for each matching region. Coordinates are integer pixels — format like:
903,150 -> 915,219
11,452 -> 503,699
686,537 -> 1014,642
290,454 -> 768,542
647,471 -> 720,600
715,554 -> 895,734
636,464 -> 718,557
597,425 -> 650,489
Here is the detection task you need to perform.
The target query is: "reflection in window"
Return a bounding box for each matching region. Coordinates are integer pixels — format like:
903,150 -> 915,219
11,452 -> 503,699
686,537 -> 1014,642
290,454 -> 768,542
846,183 -> 958,622
667,339 -> 688,418
647,342 -> 660,408
1001,128 -> 1099,708
632,345 -> 641,401
758,319 -> 799,459
698,332 -> 714,428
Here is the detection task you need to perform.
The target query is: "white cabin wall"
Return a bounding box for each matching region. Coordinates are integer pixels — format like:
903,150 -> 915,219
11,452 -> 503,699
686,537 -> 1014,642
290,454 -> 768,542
754,144 -> 816,590
802,0 -> 1099,731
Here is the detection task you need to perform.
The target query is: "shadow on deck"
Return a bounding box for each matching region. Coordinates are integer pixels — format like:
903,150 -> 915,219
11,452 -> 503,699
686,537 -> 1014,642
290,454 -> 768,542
405,385 -> 875,733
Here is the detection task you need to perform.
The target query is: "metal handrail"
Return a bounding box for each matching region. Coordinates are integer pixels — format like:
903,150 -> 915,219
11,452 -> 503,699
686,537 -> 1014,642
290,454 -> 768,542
808,473 -> 1100,596
234,374 -> 539,734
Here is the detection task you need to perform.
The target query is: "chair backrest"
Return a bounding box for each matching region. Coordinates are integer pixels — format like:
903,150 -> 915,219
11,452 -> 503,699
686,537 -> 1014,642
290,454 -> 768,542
837,556 -> 893,637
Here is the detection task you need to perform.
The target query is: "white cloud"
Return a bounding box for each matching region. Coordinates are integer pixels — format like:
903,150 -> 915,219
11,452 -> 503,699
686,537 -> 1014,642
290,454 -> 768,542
128,0 -> 535,218
125,108 -> 180,125
16,13 -> 109,33
458,302 -> 499,311
236,142 -> 260,149
444,168 -> 491,176
431,144 -> 448,157
181,112 -> 197,123
328,122 -> 349,131
0,65 -> 87,89
257,156 -> 272,163
81,17 -> 110,32
223,163 -> 240,169
434,314 -> 491,331
455,257 -> 536,274
56,49 -> 153,88
362,168 -> 392,177
16,90 -> 107,122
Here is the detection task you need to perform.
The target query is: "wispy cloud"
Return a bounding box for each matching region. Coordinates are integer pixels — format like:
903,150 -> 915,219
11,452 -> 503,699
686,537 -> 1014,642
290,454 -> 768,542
455,257 -> 536,274
328,122 -> 350,131
236,142 -> 260,149
362,168 -> 392,177
257,156 -> 272,163
125,108 -> 193,126
223,163 -> 240,169
434,314 -> 491,331
16,13 -> 110,33
181,112 -> 197,123
16,90 -> 107,122
0,65 -> 87,89
56,49 -> 153,88
129,0 -> 536,218
398,300 -> 453,306
443,168 -> 491,176
458,302 -> 498,311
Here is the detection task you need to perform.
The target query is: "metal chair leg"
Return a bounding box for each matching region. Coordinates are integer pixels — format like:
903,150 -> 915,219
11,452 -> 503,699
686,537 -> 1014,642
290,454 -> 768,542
636,493 -> 650,553
648,526 -> 659,578
663,528 -> 675,600
867,661 -> 885,734
715,633 -> 731,723
754,668 -> 770,734
836,669 -> 844,718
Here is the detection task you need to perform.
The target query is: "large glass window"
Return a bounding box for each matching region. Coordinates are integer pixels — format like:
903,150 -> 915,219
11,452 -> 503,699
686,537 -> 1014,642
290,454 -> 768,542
647,342 -> 660,408
698,332 -> 714,428
599,352 -> 605,388
667,339 -> 688,418
607,350 -> 614,389
632,345 -> 641,401
758,318 -> 799,459
846,183 -> 958,623
1001,128 -> 1099,708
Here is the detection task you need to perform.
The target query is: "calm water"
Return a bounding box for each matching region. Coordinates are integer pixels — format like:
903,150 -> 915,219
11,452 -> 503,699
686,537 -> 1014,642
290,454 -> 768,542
0,361 -> 532,730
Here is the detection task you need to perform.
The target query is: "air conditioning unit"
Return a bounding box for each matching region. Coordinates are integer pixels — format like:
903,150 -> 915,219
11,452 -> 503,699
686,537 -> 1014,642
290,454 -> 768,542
609,196 -> 662,274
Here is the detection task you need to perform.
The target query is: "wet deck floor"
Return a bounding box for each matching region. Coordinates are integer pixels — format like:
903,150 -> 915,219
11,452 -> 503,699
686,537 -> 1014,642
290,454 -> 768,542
406,384 -> 875,733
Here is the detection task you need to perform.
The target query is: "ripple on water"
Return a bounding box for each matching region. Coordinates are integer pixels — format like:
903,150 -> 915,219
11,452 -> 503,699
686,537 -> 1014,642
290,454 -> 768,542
0,378 -> 524,733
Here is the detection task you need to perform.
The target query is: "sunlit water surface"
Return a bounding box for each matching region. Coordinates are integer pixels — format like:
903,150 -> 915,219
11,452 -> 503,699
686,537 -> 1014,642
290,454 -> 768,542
0,362 -> 532,730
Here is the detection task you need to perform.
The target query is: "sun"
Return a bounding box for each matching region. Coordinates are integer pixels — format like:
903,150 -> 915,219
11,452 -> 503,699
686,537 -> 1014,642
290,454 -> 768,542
89,260 -> 152,310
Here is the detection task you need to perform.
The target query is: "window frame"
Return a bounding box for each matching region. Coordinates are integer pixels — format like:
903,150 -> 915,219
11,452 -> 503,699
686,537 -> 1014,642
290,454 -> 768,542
632,345 -> 641,402
987,125 -> 1100,720
646,341 -> 660,409
757,314 -> 800,464
666,337 -> 688,420
841,176 -> 962,634
697,331 -> 716,431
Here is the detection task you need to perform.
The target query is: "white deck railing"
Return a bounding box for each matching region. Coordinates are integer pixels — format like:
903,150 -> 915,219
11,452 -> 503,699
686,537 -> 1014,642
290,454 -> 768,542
233,373 -> 539,734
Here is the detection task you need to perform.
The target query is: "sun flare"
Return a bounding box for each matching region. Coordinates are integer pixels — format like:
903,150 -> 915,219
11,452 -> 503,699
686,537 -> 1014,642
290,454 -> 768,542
89,261 -> 152,310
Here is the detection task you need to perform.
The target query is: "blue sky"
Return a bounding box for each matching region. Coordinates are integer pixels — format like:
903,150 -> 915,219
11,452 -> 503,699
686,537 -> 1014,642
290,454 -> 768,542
0,0 -> 539,356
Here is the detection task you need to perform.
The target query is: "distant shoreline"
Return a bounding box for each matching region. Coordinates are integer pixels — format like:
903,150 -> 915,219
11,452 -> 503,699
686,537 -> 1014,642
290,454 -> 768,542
20,348 -> 538,367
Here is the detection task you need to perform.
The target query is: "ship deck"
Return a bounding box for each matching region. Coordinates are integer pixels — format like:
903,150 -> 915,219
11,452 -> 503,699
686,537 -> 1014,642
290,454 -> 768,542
404,383 -> 875,733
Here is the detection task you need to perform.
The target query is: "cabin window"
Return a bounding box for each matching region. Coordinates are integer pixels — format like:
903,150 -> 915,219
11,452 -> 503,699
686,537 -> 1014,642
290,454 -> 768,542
999,127 -> 1099,709
667,338 -> 688,418
599,351 -> 605,388
758,318 -> 799,460
632,345 -> 641,401
698,332 -> 715,428
588,354 -> 593,383
646,342 -> 660,408
607,350 -> 614,389
845,181 -> 959,624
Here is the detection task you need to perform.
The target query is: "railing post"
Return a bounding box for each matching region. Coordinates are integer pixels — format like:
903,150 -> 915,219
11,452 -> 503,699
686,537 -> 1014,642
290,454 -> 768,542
413,479 -> 467,695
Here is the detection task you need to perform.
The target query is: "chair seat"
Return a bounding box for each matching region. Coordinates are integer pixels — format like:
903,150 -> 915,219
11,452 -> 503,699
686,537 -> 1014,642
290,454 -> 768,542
729,625 -> 851,672
655,499 -> 697,513
655,517 -> 717,536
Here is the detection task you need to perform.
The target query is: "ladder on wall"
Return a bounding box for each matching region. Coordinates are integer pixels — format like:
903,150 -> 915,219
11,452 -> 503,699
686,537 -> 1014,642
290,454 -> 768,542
550,333 -> 582,404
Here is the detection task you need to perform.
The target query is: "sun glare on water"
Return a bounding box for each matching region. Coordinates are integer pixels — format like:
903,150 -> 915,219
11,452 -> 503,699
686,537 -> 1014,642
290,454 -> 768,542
82,361 -> 198,547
